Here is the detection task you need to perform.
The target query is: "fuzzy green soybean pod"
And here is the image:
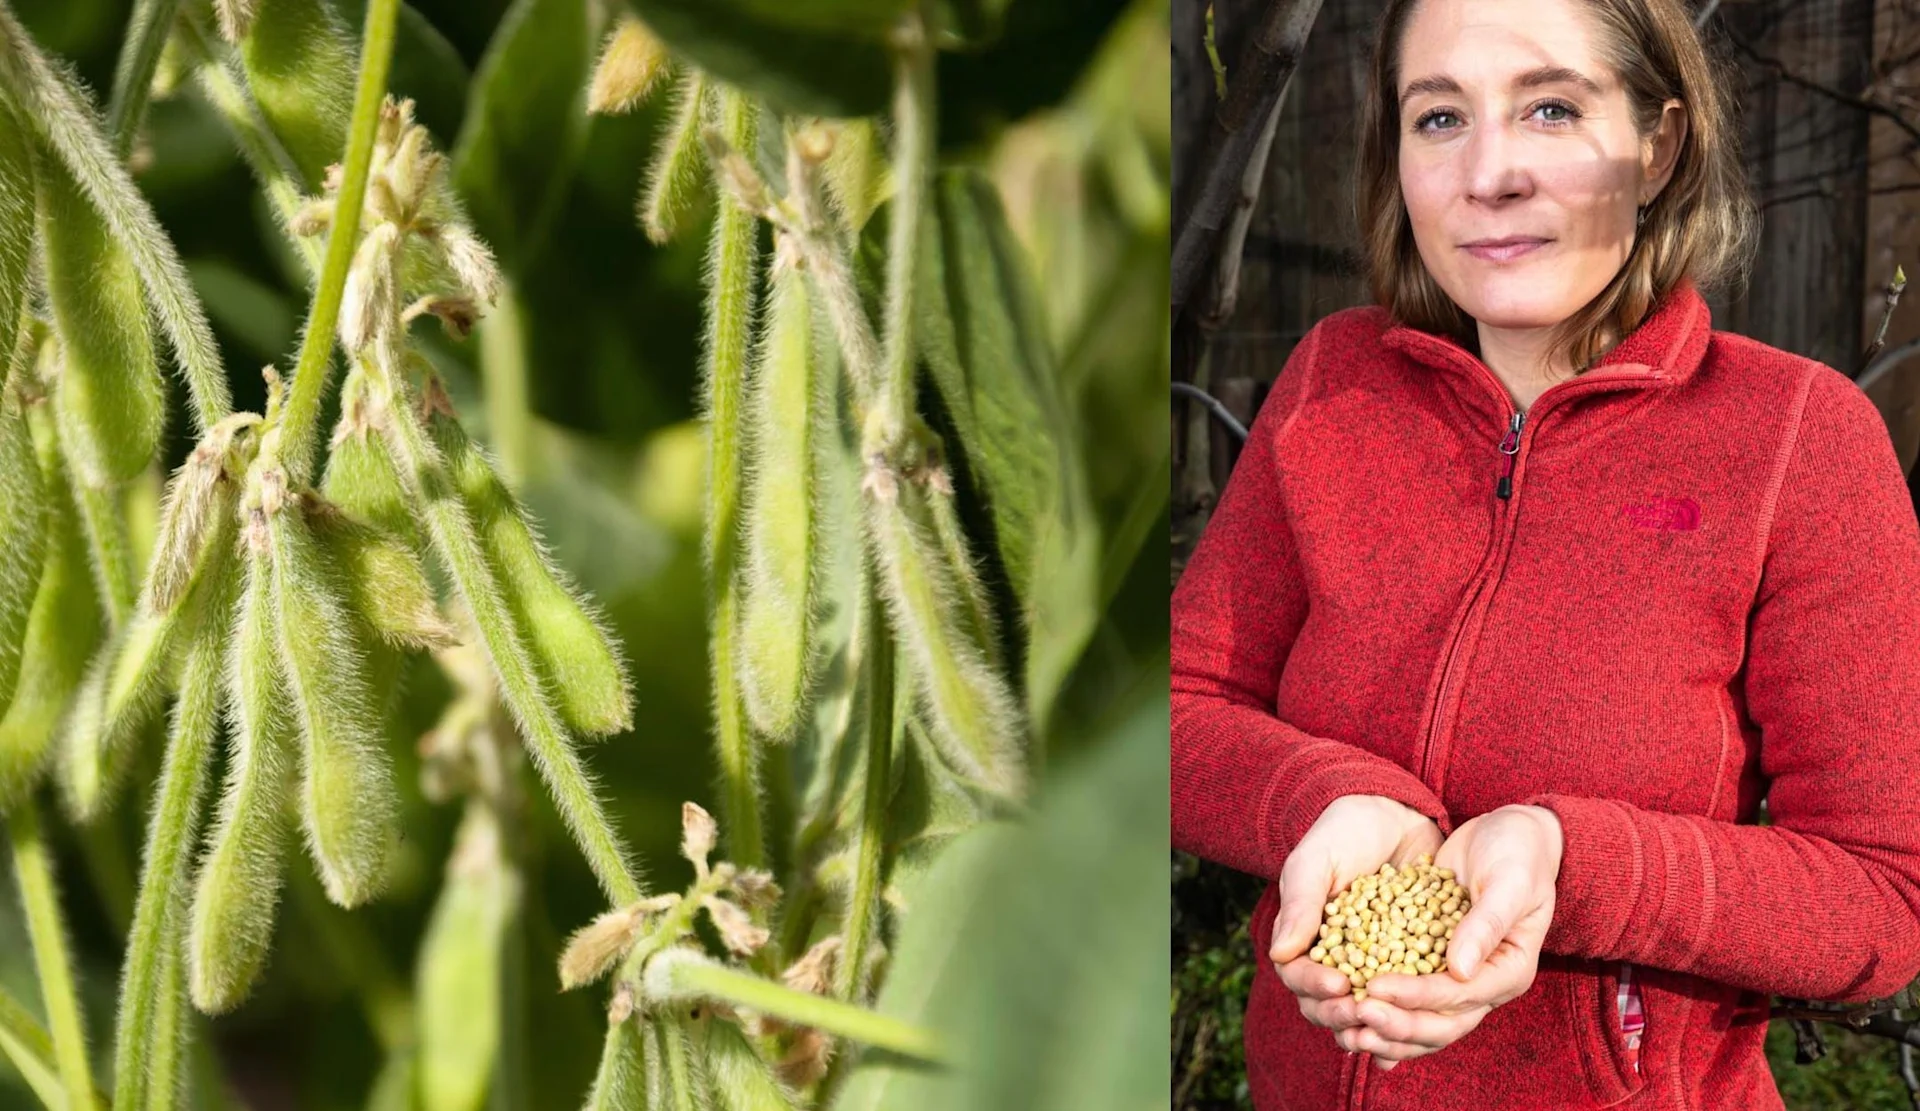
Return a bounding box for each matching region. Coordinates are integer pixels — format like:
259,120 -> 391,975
700,1013 -> 800,1111
417,807 -> 519,1111
323,369 -> 421,546
865,484 -> 1025,800
0,92 -> 32,396
0,394 -> 46,721
585,1015 -> 649,1111
187,542 -> 298,1013
307,498 -> 454,651
266,480 -> 399,907
738,264 -> 827,743
0,401 -> 100,810
430,413 -> 632,737
36,147 -> 165,487
639,70 -> 710,246
239,0 -> 354,188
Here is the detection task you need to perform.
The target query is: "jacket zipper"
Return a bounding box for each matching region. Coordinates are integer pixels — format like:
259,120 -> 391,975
1497,410 -> 1524,499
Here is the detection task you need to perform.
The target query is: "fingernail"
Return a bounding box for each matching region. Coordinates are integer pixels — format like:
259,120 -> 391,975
1376,1058 -> 1397,1072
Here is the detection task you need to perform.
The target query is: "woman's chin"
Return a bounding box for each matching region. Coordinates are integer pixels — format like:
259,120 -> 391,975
1448,284 -> 1585,333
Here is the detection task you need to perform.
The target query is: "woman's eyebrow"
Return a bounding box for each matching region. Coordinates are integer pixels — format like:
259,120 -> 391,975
1398,65 -> 1605,109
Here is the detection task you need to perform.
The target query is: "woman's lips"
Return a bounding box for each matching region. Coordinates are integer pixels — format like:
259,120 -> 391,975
1462,238 -> 1550,262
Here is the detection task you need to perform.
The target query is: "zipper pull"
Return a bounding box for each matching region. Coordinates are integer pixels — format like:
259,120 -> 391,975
1496,410 -> 1524,499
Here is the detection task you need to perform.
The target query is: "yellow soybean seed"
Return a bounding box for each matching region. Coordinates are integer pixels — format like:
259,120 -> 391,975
433,414 -> 632,737
1309,856 -> 1470,980
37,147 -> 163,487
738,264 -> 828,742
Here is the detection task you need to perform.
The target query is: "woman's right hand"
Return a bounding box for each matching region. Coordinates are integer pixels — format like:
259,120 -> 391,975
1268,795 -> 1444,1036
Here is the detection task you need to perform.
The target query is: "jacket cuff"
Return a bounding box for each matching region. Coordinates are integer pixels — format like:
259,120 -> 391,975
1522,793 -> 1647,958
1262,750 -> 1453,876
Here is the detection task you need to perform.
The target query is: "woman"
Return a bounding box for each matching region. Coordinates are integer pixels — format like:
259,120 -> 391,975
1169,0 -> 1920,1107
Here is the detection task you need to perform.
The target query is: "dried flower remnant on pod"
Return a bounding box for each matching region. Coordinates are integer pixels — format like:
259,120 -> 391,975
1307,855 -> 1471,1002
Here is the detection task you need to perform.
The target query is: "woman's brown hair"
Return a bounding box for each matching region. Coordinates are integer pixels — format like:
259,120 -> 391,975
1354,0 -> 1759,372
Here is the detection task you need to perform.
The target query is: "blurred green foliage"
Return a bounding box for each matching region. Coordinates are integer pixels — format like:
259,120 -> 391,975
0,0 -> 1171,1105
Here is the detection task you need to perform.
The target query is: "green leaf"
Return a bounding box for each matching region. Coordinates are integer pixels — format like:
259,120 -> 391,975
624,0 -> 890,117
831,680 -> 1168,1111
451,0 -> 594,268
915,168 -> 1100,742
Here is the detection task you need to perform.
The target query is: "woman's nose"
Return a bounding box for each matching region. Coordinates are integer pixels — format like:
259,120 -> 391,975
1462,118 -> 1532,206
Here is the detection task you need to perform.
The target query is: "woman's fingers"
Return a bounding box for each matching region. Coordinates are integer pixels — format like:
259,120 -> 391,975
1354,997 -> 1492,1048
1271,846 -> 1335,964
1364,940 -> 1534,1013
1278,955 -> 1353,1001
1333,1022 -> 1441,1064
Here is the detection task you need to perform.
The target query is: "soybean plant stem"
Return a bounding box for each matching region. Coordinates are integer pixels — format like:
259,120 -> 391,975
104,0 -> 182,157
112,582 -> 232,1111
74,483 -> 135,625
478,281 -> 532,485
276,0 -> 398,486
0,981 -> 60,1108
653,953 -> 944,1065
377,378 -> 642,907
9,799 -> 101,1111
838,582 -> 893,1004
705,87 -> 764,872
876,7 -> 935,444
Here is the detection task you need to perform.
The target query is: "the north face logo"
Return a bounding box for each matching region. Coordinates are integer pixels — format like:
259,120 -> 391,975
1623,495 -> 1701,531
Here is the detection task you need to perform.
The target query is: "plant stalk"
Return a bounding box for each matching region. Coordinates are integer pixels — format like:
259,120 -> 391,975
9,798 -> 101,1111
0,981 -> 61,1109
876,8 -> 935,446
838,580 -> 893,1005
105,0 -> 183,156
275,0 -> 399,485
651,953 -> 942,1064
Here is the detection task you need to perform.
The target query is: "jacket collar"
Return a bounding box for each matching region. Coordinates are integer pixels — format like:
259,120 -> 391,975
1379,277 -> 1713,396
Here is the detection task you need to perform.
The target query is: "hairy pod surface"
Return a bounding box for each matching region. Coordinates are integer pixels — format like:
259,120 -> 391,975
323,372 -> 421,546
268,489 -> 399,907
431,414 -> 631,737
307,498 -> 454,650
145,432 -> 238,614
640,70 -> 710,246
738,266 -> 827,742
585,1016 -> 649,1111
0,403 -> 99,810
0,395 -> 46,719
188,545 -> 298,1013
0,92 -> 31,395
418,807 -> 518,1111
59,476 -> 237,821
239,0 -> 355,187
699,1013 -> 801,1111
37,144 -> 164,486
865,485 -> 1025,799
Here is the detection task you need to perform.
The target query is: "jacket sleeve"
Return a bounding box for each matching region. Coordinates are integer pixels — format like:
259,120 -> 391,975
1527,367 -> 1920,1003
1172,318 -> 1453,884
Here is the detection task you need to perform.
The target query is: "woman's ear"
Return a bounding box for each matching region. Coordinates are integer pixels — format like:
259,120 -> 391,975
1641,98 -> 1688,203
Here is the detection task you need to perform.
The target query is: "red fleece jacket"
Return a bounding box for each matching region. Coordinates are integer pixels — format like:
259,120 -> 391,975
1171,278 -> 1920,1111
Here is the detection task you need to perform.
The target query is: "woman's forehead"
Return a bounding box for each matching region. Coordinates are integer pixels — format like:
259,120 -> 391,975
1397,0 -> 1609,91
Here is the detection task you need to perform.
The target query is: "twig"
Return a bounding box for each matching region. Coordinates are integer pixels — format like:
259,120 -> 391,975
1169,0 -> 1324,321
1858,265 -> 1908,375
1722,25 -> 1920,148
1197,68 -> 1289,331
1172,382 -> 1249,441
1854,336 -> 1920,394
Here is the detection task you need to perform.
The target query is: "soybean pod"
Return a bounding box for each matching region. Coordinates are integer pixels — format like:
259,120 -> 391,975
36,143 -> 165,487
0,390 -> 45,720
431,413 -> 631,738
699,1014 -> 800,1111
187,541 -> 298,1013
0,90 -> 31,396
584,1016 -> 650,1111
738,262 -> 828,742
640,70 -> 710,246
264,469 -> 399,908
0,400 -> 100,810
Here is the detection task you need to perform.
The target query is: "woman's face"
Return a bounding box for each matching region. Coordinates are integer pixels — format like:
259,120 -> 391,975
1395,0 -> 1684,336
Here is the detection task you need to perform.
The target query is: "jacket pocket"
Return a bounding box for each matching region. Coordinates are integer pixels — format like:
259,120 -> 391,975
1565,956 -> 1648,1106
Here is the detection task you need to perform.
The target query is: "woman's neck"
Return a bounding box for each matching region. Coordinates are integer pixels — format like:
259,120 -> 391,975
1473,321 -> 1577,413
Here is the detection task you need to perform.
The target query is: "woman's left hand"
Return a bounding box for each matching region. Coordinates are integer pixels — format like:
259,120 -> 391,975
1338,804 -> 1565,1071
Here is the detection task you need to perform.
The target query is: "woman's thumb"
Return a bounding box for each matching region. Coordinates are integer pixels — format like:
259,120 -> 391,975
1269,872 -> 1327,963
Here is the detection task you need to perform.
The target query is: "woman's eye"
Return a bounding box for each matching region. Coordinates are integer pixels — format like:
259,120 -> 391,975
1533,101 -> 1578,125
1414,110 -> 1459,133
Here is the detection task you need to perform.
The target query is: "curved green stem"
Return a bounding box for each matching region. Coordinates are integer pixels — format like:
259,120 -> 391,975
838,580 -> 893,1004
275,0 -> 398,485
105,0 -> 183,156
706,88 -> 763,871
478,280 -> 531,485
647,951 -> 943,1065
74,483 -> 135,626
876,8 -> 934,443
9,799 -> 101,1111
0,982 -> 61,1109
111,563 -> 233,1111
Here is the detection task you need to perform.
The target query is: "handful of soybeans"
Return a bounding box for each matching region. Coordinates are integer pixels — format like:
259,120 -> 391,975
1307,855 -> 1470,1002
